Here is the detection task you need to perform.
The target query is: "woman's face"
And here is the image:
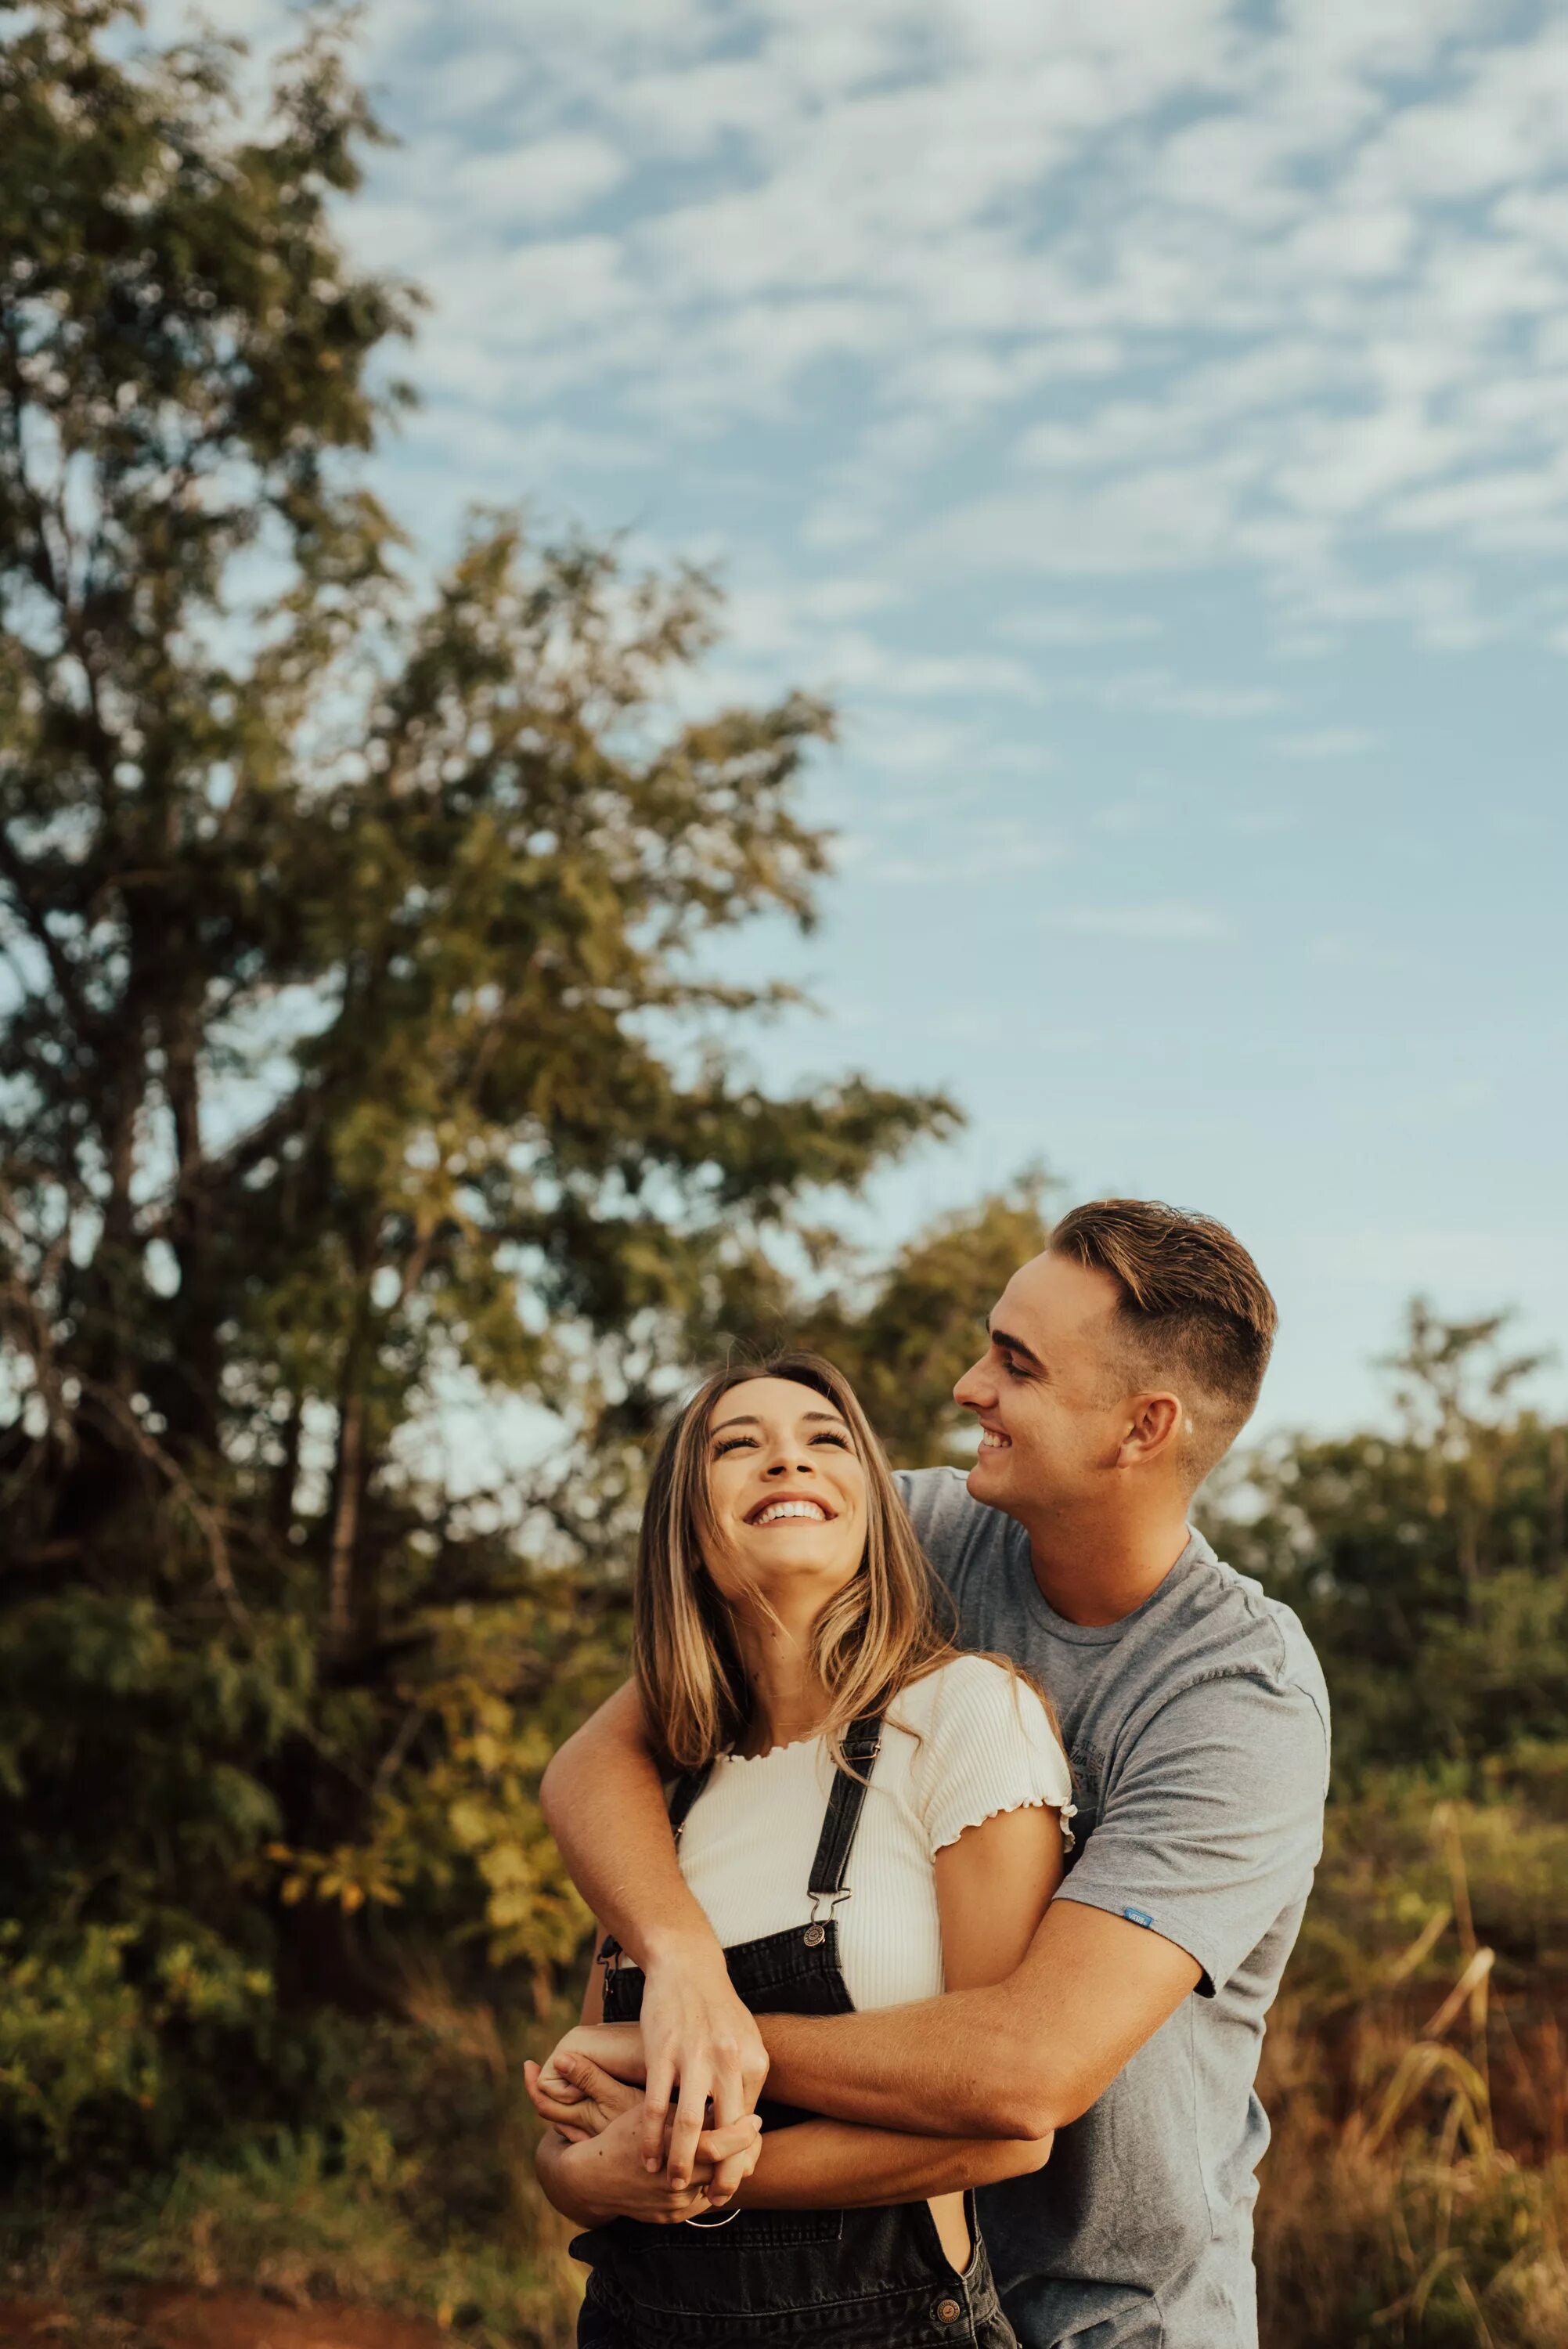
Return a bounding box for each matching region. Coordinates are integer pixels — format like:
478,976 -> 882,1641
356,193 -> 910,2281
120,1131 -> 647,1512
701,1376 -> 868,1611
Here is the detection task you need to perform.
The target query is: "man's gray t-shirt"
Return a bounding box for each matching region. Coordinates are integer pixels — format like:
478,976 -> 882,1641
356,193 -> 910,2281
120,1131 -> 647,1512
896,1470 -> 1330,2349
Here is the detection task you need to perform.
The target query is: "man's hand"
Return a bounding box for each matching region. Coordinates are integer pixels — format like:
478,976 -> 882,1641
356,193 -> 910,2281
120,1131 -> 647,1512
535,2019 -> 647,2088
538,1683 -> 765,2196
639,1935 -> 769,2195
538,2102 -> 762,2227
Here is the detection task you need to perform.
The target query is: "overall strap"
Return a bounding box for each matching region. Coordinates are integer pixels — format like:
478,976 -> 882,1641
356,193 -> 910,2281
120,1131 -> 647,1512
806,1714 -> 884,1916
668,1761 -> 714,1842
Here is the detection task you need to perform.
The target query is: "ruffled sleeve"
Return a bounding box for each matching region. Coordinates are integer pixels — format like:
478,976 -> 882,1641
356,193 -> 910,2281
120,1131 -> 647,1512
909,1654 -> 1077,1856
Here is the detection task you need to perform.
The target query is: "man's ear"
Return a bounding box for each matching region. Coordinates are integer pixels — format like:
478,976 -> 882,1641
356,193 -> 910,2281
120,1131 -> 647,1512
1115,1391 -> 1183,1469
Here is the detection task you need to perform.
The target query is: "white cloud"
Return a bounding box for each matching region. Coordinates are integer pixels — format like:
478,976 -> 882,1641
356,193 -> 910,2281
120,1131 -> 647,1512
1001,609 -> 1162,647
142,0 -> 1568,677
1054,904 -> 1231,941
1108,675 -> 1281,720
1310,933 -> 1415,970
1274,727 -> 1377,760
833,642 -> 1045,700
452,135 -> 629,221
1044,668 -> 1283,720
878,829 -> 1065,886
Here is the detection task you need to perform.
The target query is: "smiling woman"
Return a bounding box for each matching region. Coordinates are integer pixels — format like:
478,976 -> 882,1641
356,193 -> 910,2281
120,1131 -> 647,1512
633,1355 -> 952,1774
527,1351 -> 1075,2348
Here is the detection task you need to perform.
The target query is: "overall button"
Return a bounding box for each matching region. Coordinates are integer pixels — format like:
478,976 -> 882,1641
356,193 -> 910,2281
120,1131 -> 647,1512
934,2298 -> 962,2323
802,1923 -> 826,1947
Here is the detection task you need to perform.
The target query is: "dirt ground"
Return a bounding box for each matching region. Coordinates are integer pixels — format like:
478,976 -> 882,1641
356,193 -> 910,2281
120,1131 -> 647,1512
0,2294 -> 456,2349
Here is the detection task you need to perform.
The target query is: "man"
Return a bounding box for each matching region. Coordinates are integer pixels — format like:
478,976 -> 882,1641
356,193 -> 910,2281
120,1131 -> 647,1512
541,1200 -> 1330,2349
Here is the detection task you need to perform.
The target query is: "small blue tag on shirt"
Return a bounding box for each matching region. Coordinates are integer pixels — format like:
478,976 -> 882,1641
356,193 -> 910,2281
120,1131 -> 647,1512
1123,1906 -> 1155,1929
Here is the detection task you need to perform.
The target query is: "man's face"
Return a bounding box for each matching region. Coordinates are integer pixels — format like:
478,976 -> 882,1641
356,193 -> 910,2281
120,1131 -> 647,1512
953,1251 -> 1136,1514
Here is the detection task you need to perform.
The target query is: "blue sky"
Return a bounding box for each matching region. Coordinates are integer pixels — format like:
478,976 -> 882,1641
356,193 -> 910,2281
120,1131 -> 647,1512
158,0 -> 1568,1441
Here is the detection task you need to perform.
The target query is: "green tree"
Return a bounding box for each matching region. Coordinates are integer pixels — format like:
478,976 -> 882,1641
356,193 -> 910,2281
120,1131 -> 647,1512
1210,1304 -> 1568,1775
0,0 -> 952,2167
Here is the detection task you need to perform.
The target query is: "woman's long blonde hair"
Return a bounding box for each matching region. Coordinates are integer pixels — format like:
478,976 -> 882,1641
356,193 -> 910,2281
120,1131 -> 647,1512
633,1351 -> 964,1773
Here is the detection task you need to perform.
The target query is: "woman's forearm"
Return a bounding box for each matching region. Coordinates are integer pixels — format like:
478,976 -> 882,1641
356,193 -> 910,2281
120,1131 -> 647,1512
737,2116 -> 1051,2210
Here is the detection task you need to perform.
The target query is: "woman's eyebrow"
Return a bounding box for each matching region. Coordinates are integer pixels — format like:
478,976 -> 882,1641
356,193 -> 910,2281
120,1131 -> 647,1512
708,1409 -> 849,1436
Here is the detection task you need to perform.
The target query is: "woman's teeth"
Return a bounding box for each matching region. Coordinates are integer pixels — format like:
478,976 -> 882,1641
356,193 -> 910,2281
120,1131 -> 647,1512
754,1499 -> 829,1525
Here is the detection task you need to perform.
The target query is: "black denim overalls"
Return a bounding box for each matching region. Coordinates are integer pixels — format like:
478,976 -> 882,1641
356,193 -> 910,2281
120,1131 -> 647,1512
571,1715 -> 1018,2349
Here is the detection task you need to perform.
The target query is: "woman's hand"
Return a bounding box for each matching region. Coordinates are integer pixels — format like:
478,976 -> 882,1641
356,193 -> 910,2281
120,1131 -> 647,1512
638,1935 -> 769,2192
537,1954 -> 767,2201
537,2102 -> 762,2227
528,2036 -> 764,2210
524,2049 -> 640,2142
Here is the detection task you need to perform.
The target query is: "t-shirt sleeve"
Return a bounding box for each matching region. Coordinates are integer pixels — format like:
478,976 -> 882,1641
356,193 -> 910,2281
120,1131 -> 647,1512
1056,1668 -> 1329,1996
910,1657 -> 1077,1857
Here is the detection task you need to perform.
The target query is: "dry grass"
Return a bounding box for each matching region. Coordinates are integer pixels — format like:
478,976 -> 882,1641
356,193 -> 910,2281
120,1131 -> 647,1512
1257,1810 -> 1568,2348
12,1813 -> 1566,2349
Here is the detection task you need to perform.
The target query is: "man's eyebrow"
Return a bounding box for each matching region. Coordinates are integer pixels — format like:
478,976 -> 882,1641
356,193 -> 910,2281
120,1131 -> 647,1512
986,1321 -> 1044,1370
708,1409 -> 849,1436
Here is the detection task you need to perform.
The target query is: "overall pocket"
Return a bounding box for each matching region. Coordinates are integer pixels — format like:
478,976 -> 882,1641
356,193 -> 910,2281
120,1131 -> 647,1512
640,2206 -> 843,2253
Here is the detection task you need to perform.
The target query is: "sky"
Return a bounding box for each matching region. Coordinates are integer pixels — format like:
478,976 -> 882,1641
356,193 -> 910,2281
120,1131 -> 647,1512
149,0 -> 1568,1440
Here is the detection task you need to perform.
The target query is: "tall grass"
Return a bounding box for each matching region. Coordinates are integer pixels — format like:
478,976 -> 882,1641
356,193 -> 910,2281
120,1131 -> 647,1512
4,1971 -> 586,2349
1256,1802 -> 1568,2348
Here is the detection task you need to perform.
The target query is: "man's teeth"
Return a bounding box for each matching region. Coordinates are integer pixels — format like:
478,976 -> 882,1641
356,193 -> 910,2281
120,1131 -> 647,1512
755,1499 -> 829,1525
979,1431 -> 1011,1449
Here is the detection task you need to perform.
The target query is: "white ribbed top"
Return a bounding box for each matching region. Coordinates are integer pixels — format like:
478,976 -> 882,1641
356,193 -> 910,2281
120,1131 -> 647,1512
676,1654 -> 1075,2013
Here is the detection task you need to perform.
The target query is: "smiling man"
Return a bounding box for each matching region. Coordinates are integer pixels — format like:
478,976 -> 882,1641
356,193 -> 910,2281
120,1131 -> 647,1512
542,1200 -> 1331,2349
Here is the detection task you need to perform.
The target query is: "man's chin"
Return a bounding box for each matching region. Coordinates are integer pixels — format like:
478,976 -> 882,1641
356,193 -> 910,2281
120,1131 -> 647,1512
966,1448 -> 1013,1498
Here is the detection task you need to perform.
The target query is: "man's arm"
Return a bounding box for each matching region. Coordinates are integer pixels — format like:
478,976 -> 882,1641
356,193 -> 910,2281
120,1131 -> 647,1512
763,1664 -> 1328,2138
532,1795 -> 1062,2208
540,1680 -> 768,2186
742,2116 -> 1051,2206
763,1899 -> 1199,2139
529,2056 -> 1051,2212
535,1903 -> 1192,2142
542,1683 -> 701,1957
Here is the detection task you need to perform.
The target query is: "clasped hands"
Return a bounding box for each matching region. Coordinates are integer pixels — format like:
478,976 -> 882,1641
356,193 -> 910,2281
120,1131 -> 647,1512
526,2022 -> 765,2226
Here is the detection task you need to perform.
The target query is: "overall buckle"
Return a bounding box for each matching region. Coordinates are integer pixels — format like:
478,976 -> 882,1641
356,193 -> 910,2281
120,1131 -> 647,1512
803,1888 -> 852,1947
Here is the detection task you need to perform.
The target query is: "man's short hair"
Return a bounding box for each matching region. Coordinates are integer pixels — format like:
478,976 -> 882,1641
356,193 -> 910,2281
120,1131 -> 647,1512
1049,1199 -> 1278,1485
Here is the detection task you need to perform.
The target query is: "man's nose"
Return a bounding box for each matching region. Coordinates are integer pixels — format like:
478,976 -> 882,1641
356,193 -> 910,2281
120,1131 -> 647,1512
953,1355 -> 992,1409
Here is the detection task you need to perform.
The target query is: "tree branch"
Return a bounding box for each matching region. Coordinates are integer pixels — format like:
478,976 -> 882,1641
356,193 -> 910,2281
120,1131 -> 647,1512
0,826 -> 96,1039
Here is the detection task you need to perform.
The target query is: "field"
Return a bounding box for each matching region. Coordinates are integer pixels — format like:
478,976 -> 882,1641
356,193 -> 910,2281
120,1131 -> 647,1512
9,1752 -> 1568,2349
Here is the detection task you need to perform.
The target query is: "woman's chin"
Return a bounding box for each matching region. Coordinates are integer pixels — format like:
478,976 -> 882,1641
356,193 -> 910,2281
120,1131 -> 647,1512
730,1537 -> 861,1589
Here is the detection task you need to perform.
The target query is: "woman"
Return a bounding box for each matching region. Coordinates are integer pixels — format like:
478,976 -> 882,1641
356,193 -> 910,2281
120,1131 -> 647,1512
528,1352 -> 1076,2349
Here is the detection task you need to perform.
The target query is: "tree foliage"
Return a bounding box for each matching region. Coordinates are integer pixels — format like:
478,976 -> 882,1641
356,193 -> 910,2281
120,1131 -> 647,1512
1210,1304 -> 1568,1777
0,0 -> 953,2170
